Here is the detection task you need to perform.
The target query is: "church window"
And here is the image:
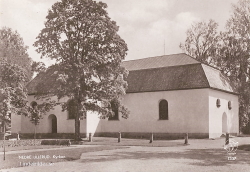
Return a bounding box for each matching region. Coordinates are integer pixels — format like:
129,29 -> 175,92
216,99 -> 221,108
30,101 -> 38,108
159,99 -> 168,120
109,101 -> 119,120
228,101 -> 232,110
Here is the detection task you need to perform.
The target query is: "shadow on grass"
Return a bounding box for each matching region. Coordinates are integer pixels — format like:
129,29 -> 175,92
238,144 -> 250,151
79,148 -> 250,167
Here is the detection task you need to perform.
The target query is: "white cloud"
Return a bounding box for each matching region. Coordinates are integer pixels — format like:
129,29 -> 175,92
0,0 -> 57,65
175,12 -> 200,29
120,11 -> 201,59
105,0 -> 173,24
0,0 -> 235,64
124,8 -> 157,23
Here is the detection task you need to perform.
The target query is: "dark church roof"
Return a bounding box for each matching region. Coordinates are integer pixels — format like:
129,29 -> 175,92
125,63 -> 236,94
26,66 -> 57,95
123,54 -> 237,94
27,53 -> 237,95
123,53 -> 199,71
201,64 -> 236,93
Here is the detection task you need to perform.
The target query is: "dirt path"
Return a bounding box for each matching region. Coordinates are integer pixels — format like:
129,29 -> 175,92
1,137 -> 249,172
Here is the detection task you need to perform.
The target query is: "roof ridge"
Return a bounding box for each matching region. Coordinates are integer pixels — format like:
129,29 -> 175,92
123,53 -> 188,62
122,53 -> 201,71
201,62 -> 221,71
182,54 -> 222,71
200,64 -> 211,88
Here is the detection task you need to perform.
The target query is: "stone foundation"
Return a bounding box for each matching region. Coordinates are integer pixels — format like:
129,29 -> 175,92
17,133 -> 86,139
16,132 -> 213,140
93,132 -> 209,140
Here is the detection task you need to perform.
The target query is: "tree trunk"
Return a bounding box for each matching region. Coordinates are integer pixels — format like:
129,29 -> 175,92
74,109 -> 81,141
3,120 -> 6,160
34,124 -> 36,140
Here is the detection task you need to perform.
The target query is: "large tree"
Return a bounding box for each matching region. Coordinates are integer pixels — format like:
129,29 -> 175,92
181,0 -> 250,133
0,27 -> 33,80
218,0 -> 250,133
180,19 -> 220,66
0,60 -> 29,134
34,0 -> 129,140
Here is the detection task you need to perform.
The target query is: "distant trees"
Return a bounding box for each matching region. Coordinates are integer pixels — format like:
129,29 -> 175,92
34,0 -> 129,140
180,20 -> 220,65
181,0 -> 250,133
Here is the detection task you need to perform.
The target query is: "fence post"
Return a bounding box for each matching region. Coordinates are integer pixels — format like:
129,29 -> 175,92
225,133 -> 229,145
149,133 -> 153,143
89,133 -> 92,142
184,133 -> 189,144
118,132 -> 121,143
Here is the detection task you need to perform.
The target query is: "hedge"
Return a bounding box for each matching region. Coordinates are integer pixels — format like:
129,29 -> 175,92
0,140 -> 41,148
41,139 -> 71,146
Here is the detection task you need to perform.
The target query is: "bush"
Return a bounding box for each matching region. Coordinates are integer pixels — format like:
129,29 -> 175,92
41,139 -> 71,146
242,124 -> 250,134
0,140 -> 41,147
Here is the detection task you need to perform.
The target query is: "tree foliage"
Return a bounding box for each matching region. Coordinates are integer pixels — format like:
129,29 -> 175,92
218,0 -> 250,133
0,60 -> 29,125
180,20 -> 220,65
34,0 -> 129,140
0,27 -> 33,80
31,61 -> 46,73
181,0 -> 250,133
0,28 -> 50,137
28,100 -> 56,139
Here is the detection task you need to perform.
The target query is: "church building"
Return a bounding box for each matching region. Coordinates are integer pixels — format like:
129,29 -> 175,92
11,53 -> 239,139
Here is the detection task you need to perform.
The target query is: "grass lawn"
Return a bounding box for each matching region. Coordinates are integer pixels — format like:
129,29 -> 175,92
0,145 -> 62,152
0,146 -> 125,170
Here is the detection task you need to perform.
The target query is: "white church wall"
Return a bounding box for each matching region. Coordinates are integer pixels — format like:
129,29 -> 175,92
19,95 -> 87,134
208,89 -> 239,138
98,89 -> 209,136
20,114 -> 42,134
14,89 -> 239,139
86,111 -> 101,137
11,114 -> 22,133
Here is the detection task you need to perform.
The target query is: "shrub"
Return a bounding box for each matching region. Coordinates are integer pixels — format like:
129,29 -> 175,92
41,139 -> 71,146
0,140 -> 41,147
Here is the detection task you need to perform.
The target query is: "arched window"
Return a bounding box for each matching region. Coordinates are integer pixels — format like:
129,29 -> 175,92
68,99 -> 77,119
109,100 -> 119,120
159,100 -> 168,120
30,101 -> 38,109
228,101 -> 232,110
216,99 -> 221,108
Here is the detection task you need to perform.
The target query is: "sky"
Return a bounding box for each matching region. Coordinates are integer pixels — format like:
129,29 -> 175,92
0,0 -> 239,66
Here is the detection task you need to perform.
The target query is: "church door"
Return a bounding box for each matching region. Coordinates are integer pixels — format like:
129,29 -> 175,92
48,114 -> 57,133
